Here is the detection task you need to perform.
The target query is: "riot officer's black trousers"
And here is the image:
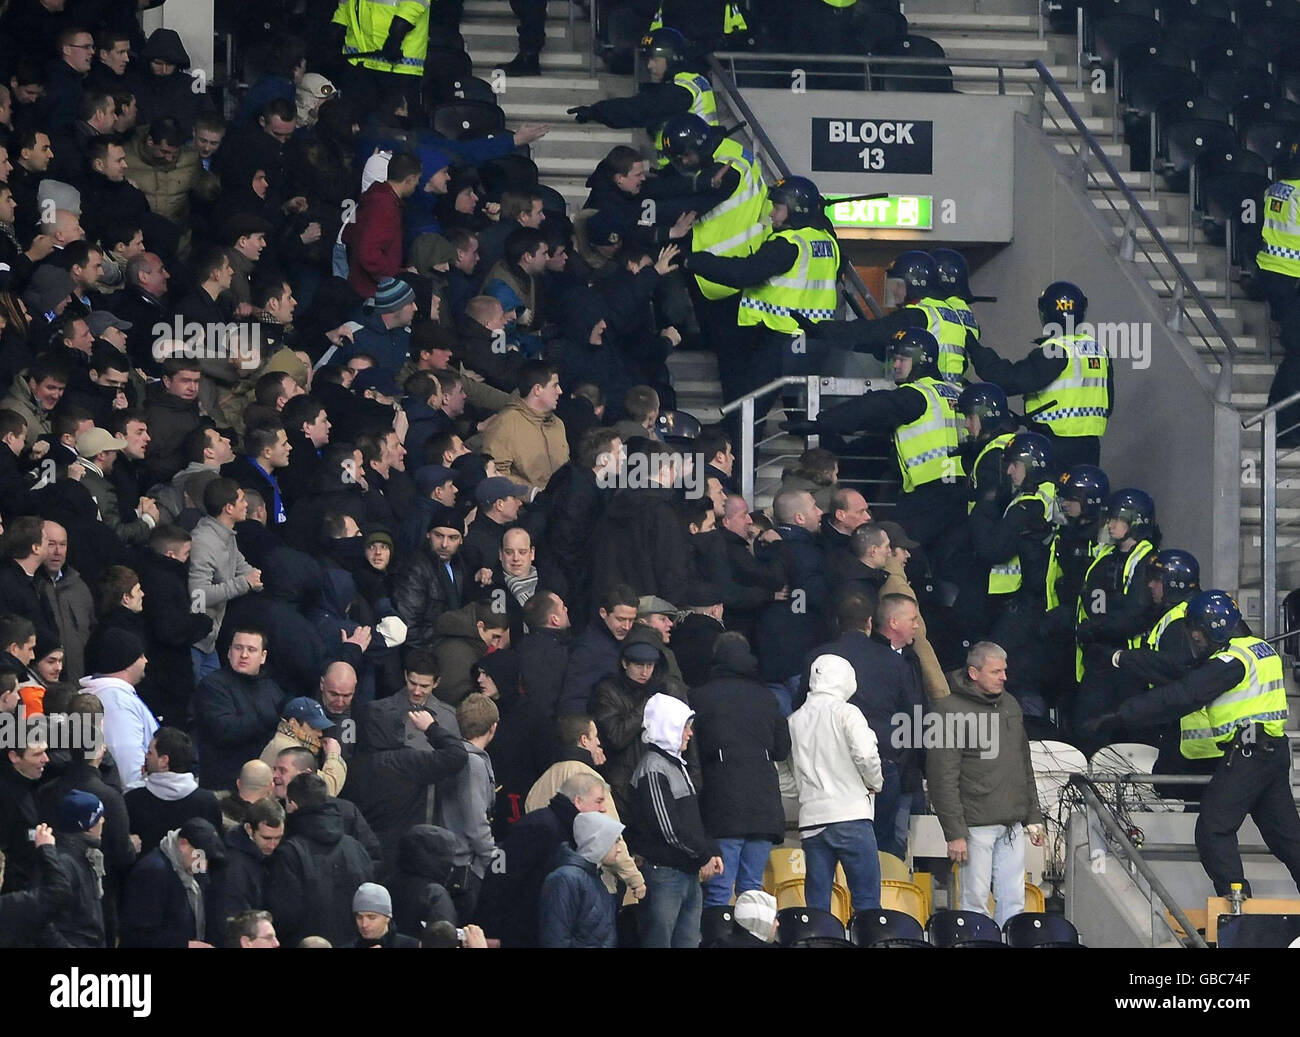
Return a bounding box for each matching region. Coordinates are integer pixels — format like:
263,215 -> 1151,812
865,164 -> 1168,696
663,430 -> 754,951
1195,731 -> 1300,897
509,0 -> 549,53
1045,432 -> 1101,472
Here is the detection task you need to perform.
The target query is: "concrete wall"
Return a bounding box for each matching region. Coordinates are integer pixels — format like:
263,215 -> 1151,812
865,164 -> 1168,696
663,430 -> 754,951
972,115 -> 1240,590
142,0 -> 214,79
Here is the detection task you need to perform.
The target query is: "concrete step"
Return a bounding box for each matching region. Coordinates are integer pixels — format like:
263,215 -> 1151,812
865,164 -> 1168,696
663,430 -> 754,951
1148,278 -> 1227,298
472,48 -> 585,70
952,62 -> 1074,82
536,155 -> 608,177
464,0 -> 571,19
1094,196 -> 1166,213
906,13 -> 1043,31
1056,140 -> 1127,159
927,33 -> 1054,59
460,21 -> 569,41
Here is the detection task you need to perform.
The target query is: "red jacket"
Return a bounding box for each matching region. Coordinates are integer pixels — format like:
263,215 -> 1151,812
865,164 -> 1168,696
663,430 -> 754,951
344,181 -> 404,298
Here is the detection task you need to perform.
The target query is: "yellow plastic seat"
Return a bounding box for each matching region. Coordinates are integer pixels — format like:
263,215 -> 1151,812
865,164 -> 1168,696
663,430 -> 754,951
952,861 -> 1043,916
879,852 -> 909,882
763,848 -> 850,923
880,879 -> 928,925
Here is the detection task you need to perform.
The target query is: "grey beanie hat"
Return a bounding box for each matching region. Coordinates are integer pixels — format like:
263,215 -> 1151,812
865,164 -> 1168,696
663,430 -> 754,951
352,882 -> 393,917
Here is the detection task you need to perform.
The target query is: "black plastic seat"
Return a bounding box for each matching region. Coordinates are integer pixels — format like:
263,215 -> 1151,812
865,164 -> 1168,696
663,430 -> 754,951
925,909 -> 1002,947
431,100 -> 506,140
1197,147 -> 1272,263
1003,912 -> 1081,947
1087,0 -> 1162,66
855,8 -> 910,51
701,906 -> 736,945
1158,5 -> 1237,59
776,907 -> 846,946
1158,93 -> 1237,185
1239,116 -> 1300,168
1288,72 -> 1300,105
425,74 -> 497,108
425,45 -> 473,81
1195,42 -> 1272,76
1203,66 -> 1276,110
1121,43 -> 1200,113
537,184 -> 568,217
850,908 -> 925,947
873,33 -> 947,60
1238,0 -> 1300,58
789,936 -> 856,948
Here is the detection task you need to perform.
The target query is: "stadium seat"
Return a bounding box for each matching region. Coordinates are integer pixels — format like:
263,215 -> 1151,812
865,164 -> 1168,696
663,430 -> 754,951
1202,66 -> 1274,111
701,905 -> 737,945
1158,0 -> 1237,58
537,184 -> 569,217
479,154 -> 541,197
1235,97 -> 1300,166
1086,0 -> 1162,68
1003,912 -> 1082,947
425,45 -> 474,83
879,879 -> 928,925
1088,742 -> 1159,775
789,936 -> 856,948
431,100 -> 507,141
951,860 -> 1048,917
854,8 -> 910,51
868,34 -> 951,93
1155,94 -> 1237,189
1120,42 -> 1202,153
1196,147 -> 1272,266
776,907 -> 846,945
850,908 -> 929,947
1025,882 -> 1047,914
1194,42 -> 1272,76
878,851 -> 910,883
762,849 -> 851,922
926,909 -> 1001,947
1236,0 -> 1300,58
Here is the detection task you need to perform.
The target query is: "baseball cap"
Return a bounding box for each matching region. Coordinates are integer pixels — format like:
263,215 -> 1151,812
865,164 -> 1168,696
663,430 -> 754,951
353,369 -> 401,398
586,208 -> 624,248
178,817 -> 227,865
475,475 -> 530,506
876,520 -> 919,551
76,427 -> 128,458
88,311 -> 133,337
283,696 -> 332,729
415,464 -> 457,496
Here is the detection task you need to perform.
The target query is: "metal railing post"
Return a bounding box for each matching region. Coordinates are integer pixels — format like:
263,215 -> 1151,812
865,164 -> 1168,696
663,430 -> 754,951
1119,209 -> 1137,261
1264,408 -> 1278,640
741,397 -> 755,503
587,0 -> 597,76
1165,279 -> 1184,332
1076,5 -> 1085,91
1149,110 -> 1158,200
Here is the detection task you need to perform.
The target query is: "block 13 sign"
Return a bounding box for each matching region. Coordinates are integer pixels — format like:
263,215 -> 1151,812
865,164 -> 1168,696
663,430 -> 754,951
811,119 -> 934,174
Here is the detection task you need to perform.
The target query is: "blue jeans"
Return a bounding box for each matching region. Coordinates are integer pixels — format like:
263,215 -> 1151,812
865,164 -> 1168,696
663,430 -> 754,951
640,864 -> 703,948
703,838 -> 771,907
873,760 -> 904,858
191,647 -> 219,685
802,819 -> 880,912
767,676 -> 799,718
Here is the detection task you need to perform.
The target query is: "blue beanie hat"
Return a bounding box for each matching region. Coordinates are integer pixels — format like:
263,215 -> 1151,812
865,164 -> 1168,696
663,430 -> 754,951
58,790 -> 105,833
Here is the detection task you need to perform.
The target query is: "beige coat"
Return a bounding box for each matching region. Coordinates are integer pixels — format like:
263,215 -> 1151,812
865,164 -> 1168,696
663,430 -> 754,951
882,554 -> 950,700
260,726 -> 348,796
525,758 -> 645,895
480,397 -> 570,493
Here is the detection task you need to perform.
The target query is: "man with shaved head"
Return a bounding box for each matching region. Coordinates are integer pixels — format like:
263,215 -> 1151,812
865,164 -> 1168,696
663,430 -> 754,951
219,759 -> 274,830
319,661 -> 358,762
111,250 -> 172,375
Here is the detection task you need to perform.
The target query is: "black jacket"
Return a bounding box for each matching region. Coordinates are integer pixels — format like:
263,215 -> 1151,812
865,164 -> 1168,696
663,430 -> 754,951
461,511 -> 512,576
0,755 -> 43,893
672,611 -> 725,690
119,845 -> 217,947
135,549 -> 213,724
516,626 -> 571,718
391,540 -> 468,650
141,381 -> 209,481
588,484 -> 695,612
346,709 -> 469,863
123,782 -> 224,857
212,822 -> 274,945
535,461 -> 607,603
0,843 -> 72,948
690,642 -> 790,841
390,824 -> 459,937
192,666 -> 287,789
0,560 -> 59,644
558,616 -> 623,718
755,525 -> 830,682
265,799 -> 375,947
45,831 -> 105,947
37,759 -> 137,883
474,792 -> 577,947
627,743 -> 719,871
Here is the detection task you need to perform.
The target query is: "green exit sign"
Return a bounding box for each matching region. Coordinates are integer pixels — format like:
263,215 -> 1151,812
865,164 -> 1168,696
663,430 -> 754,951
826,195 -> 933,230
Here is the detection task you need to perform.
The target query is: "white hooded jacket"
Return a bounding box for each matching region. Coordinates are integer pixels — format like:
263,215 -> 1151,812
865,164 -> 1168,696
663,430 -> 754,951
79,674 -> 159,791
779,654 -> 883,829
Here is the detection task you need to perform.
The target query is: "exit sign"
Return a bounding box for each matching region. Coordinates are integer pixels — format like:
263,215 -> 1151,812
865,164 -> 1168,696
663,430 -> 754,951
827,195 -> 933,230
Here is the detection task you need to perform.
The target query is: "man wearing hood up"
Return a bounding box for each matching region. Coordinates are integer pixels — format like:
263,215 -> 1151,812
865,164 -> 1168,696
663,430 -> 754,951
779,653 -> 883,912
124,727 -> 222,853
538,811 -> 625,948
628,692 -> 722,948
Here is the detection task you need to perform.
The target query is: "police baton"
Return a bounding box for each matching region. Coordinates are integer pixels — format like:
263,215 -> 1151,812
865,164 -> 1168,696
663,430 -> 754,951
721,121 -> 748,137
968,295 -> 998,303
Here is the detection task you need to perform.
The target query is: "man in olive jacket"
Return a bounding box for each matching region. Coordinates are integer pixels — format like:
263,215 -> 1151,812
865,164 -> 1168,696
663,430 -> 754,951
927,641 -> 1043,927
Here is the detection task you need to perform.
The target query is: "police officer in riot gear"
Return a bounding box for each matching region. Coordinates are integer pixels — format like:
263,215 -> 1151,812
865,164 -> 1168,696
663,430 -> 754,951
1071,487 -> 1159,748
970,432 -> 1061,733
1090,591 -> 1300,898
1111,549 -> 1205,789
567,29 -> 720,157
795,249 -> 979,383
966,281 -> 1112,470
684,174 -> 840,434
933,247 -> 981,338
956,382 -> 1018,512
782,327 -> 965,570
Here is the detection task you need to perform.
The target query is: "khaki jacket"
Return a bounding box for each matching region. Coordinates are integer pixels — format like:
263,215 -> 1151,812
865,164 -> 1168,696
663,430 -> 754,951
883,555 -> 950,700
480,397 -> 569,493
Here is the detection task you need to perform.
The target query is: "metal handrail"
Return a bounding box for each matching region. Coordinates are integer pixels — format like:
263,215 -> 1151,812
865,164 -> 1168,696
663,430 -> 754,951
708,54 -> 884,321
1071,775 -> 1209,948
1243,389 -> 1300,429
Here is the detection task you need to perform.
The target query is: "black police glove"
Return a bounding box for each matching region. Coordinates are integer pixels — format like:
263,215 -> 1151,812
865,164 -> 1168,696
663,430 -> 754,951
792,311 -> 823,336
781,419 -> 820,436
567,105 -> 594,123
381,17 -> 413,62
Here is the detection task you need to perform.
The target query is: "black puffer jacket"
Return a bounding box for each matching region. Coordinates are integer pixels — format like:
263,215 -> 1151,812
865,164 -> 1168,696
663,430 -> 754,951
590,627 -> 692,817
390,824 -> 459,938
588,484 -> 695,613
391,540 -> 468,651
690,639 -> 790,842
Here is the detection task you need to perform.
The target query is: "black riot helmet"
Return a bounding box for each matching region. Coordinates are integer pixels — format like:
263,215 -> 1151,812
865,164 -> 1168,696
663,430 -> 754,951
1038,280 -> 1088,328
886,327 -> 939,381
1147,549 -> 1200,599
887,250 -> 938,301
1057,464 -> 1109,519
639,28 -> 687,75
1105,488 -> 1155,540
957,382 -> 1009,423
769,176 -> 824,230
932,248 -> 970,301
659,113 -> 713,174
1004,432 -> 1052,487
